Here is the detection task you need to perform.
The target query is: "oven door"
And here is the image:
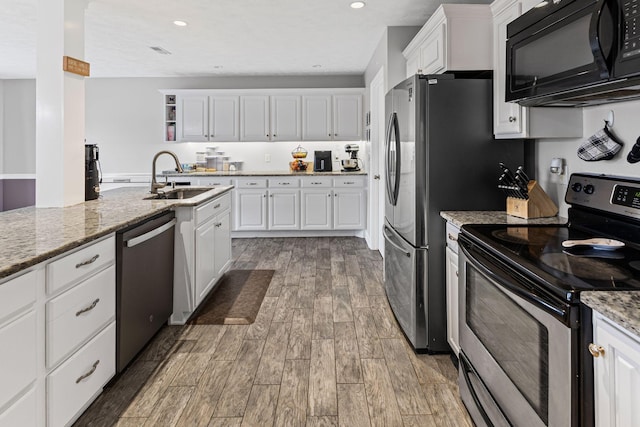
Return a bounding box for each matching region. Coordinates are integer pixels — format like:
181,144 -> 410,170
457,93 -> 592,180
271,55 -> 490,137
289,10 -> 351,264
458,237 -> 575,427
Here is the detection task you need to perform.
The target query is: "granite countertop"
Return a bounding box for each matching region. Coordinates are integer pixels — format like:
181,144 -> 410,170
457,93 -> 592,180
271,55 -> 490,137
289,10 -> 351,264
0,186 -> 233,280
582,292 -> 640,338
162,170 -> 367,177
440,211 -> 568,228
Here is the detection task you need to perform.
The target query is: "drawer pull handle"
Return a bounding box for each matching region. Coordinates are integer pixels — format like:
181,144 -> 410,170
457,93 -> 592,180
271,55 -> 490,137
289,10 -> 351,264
448,233 -> 458,242
76,254 -> 99,269
455,271 -> 458,277
312,182 -> 322,185
248,183 -> 257,186
76,298 -> 100,316
76,360 -> 100,383
215,222 -> 222,228
213,203 -> 221,209
279,182 -> 290,185
344,181 -> 355,185
589,343 -> 605,358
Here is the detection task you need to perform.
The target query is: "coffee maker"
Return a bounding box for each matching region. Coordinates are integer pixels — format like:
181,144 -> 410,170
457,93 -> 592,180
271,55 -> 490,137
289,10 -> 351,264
85,144 -> 101,201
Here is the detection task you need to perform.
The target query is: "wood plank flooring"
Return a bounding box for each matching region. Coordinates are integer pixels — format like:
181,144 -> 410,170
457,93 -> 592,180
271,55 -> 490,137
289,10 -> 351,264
74,237 -> 472,427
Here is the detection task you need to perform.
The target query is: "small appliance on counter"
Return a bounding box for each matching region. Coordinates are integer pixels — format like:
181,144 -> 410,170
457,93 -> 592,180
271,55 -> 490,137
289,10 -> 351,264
313,150 -> 332,172
290,145 -> 309,172
342,144 -> 361,171
85,144 -> 101,201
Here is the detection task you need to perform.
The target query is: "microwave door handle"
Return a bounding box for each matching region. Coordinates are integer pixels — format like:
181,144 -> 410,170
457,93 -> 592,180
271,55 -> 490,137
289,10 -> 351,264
590,0 -> 614,76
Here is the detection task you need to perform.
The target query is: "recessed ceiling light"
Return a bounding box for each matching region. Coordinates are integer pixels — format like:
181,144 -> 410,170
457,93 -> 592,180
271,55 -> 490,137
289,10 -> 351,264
173,20 -> 188,27
350,1 -> 366,9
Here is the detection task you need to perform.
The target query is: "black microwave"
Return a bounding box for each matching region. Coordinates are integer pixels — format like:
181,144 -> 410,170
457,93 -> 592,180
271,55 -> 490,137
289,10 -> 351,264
506,0 -> 640,106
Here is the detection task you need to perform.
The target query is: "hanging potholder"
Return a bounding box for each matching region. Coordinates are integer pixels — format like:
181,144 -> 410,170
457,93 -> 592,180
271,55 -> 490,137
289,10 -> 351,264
577,127 -> 623,161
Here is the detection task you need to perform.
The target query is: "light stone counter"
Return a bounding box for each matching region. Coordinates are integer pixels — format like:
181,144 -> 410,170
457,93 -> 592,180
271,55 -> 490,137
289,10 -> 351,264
582,292 -> 640,338
162,170 -> 367,177
0,186 -> 232,280
440,211 -> 568,228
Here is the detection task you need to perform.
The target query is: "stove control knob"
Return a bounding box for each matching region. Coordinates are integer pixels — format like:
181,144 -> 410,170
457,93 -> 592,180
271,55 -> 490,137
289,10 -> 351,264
584,184 -> 595,195
571,182 -> 582,192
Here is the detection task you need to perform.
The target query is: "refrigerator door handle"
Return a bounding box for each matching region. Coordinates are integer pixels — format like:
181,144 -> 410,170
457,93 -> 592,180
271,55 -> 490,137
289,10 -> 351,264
385,112 -> 401,206
383,226 -> 411,257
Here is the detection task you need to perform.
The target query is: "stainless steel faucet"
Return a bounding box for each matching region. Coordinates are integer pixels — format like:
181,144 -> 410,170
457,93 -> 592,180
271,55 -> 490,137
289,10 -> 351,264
151,150 -> 184,193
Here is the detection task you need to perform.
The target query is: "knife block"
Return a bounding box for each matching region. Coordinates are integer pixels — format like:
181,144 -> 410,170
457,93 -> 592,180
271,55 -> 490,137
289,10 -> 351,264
506,180 -> 558,219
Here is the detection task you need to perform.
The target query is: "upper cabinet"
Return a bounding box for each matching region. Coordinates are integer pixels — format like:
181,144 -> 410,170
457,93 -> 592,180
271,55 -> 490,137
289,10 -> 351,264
490,0 -> 582,139
163,89 -> 363,143
175,94 -> 240,142
403,4 -> 493,77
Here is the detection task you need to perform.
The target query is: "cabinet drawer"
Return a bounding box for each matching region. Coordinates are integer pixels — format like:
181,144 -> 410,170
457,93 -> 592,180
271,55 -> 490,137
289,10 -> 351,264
0,387 -> 36,427
302,177 -> 332,188
47,322 -> 115,427
236,178 -> 267,189
0,270 -> 37,323
446,222 -> 460,253
46,265 -> 115,369
198,177 -> 233,187
195,192 -> 231,226
47,236 -> 115,295
333,177 -> 365,188
269,177 -> 300,188
0,310 -> 37,411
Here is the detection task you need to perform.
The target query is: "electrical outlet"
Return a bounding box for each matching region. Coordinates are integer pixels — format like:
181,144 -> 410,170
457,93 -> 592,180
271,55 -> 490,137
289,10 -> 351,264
334,154 -> 340,161
265,154 -> 271,163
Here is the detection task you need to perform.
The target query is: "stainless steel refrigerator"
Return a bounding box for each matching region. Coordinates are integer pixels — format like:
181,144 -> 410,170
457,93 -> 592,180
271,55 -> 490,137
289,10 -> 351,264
383,73 -> 524,352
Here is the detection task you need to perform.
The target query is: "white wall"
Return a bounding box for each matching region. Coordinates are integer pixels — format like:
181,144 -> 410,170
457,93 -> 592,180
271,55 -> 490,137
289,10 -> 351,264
85,75 -> 364,174
2,79 -> 35,174
0,81 -> 4,175
536,99 -> 640,217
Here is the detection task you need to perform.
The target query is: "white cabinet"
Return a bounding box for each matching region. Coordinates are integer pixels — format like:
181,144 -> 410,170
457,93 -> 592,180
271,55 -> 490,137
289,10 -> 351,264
269,190 -> 300,230
301,94 -> 362,141
173,192 -> 233,323
302,95 -> 332,140
403,4 -> 493,77
271,95 -> 302,141
445,222 -> 460,355
234,179 -> 269,231
592,311 -> 640,427
210,96 -> 240,142
333,188 -> 366,230
490,0 -> 582,139
176,94 -> 240,142
240,95 -> 270,141
301,189 -> 333,230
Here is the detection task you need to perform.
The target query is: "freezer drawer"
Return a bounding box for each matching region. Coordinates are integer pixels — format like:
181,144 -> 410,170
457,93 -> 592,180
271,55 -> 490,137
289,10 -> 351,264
383,223 -> 427,350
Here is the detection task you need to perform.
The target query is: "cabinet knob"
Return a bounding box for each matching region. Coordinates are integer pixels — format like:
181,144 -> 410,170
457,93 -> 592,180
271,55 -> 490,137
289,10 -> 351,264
328,194 -> 331,197
273,134 -> 277,137
588,343 -> 605,358
508,116 -> 517,123
374,175 -> 380,180
270,194 -> 273,198
448,233 -> 458,242
328,134 -> 331,137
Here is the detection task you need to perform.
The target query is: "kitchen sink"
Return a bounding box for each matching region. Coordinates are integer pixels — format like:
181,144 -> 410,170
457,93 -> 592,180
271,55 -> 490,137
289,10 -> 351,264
144,188 -> 213,200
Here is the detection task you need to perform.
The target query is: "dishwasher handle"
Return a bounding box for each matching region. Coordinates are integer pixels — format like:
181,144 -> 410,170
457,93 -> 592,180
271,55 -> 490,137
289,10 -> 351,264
125,219 -> 176,248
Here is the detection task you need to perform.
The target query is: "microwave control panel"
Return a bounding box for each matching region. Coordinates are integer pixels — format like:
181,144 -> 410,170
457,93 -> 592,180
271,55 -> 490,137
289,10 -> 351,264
622,0 -> 640,59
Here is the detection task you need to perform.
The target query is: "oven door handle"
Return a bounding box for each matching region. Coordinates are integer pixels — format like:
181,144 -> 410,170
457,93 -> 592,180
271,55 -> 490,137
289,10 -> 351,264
460,240 -> 570,324
460,352 -> 513,427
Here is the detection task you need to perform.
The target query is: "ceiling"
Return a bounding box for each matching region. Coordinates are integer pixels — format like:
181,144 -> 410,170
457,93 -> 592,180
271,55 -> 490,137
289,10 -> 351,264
0,0 -> 489,79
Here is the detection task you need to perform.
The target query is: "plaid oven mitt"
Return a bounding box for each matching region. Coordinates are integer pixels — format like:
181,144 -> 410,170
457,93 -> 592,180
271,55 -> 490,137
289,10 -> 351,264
577,127 -> 623,161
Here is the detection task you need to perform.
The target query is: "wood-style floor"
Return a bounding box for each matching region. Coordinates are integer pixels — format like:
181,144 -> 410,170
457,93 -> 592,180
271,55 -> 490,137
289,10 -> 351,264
75,237 -> 472,427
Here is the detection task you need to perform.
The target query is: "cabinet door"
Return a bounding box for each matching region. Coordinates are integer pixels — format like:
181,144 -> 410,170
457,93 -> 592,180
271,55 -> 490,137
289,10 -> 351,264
268,190 -> 300,230
234,190 -> 268,231
593,313 -> 640,427
333,189 -> 365,230
178,95 -> 210,142
492,2 -> 526,138
210,96 -> 240,142
333,95 -> 362,141
445,246 -> 460,355
301,189 -> 332,230
195,218 -> 216,306
302,95 -> 332,140
0,311 -> 37,410
240,95 -> 270,141
270,95 -> 302,141
213,211 -> 231,277
420,22 -> 446,74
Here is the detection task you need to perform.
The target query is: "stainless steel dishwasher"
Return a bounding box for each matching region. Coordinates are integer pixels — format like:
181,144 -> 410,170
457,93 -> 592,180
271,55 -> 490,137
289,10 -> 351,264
116,211 -> 176,373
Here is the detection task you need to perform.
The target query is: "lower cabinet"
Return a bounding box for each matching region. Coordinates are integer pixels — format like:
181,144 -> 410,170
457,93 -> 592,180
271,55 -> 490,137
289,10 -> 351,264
592,310 -> 640,427
173,192 -> 233,323
445,221 -> 460,355
234,176 -> 366,232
